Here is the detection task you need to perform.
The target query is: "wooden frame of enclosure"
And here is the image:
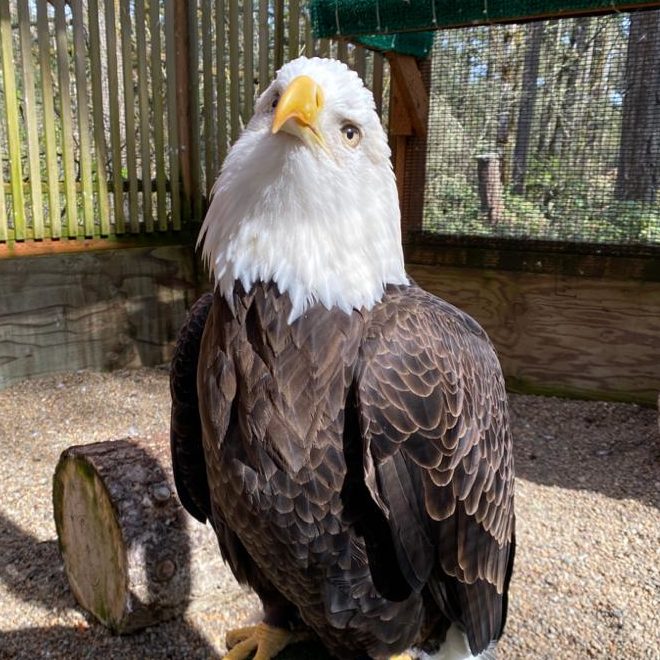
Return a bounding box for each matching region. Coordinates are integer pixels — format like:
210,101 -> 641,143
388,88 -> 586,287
386,40 -> 660,406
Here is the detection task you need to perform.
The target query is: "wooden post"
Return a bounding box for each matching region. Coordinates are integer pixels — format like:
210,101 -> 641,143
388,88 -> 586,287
476,153 -> 505,225
387,54 -> 431,244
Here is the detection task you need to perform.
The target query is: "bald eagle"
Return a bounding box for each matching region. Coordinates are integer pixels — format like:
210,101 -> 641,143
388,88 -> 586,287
170,57 -> 515,660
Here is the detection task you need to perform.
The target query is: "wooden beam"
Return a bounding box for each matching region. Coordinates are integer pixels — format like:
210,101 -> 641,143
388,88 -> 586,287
404,232 -> 660,282
387,53 -> 428,138
0,234 -> 197,260
388,69 -> 413,137
388,56 -> 431,242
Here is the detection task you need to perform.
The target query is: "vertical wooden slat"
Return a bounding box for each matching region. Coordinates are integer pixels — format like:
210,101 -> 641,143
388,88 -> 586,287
289,0 -> 300,59
372,52 -> 384,117
202,0 -> 216,193
174,0 -> 192,223
274,0 -> 284,71
17,0 -> 43,239
165,1 -> 181,229
37,3 -> 60,238
150,0 -> 167,230
0,84 -> 6,240
318,38 -> 330,57
258,0 -> 269,92
54,1 -> 77,238
120,2 -> 139,232
106,0 -> 125,233
72,0 -> 95,237
228,0 -> 240,142
0,1 -> 25,240
135,0 -> 153,231
336,40 -> 348,63
188,1 -> 202,220
0,154 -> 6,241
216,0 -> 228,166
88,0 -> 110,236
354,44 -> 366,79
304,11 -> 314,57
243,0 -> 254,120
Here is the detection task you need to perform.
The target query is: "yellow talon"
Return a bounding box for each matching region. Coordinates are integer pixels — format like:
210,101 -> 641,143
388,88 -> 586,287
224,622 -> 309,660
390,654 -> 414,660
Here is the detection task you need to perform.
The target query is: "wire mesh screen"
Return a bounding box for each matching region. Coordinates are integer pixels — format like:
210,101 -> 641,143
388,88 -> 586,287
422,10 -> 660,247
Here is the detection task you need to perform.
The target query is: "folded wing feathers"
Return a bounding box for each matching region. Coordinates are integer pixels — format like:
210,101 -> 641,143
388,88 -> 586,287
358,285 -> 514,652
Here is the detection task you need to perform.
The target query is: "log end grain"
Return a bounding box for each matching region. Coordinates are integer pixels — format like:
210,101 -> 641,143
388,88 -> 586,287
52,438 -> 193,633
53,450 -> 130,631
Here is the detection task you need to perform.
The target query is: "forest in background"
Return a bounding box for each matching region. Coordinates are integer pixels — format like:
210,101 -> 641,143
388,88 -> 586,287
423,10 -> 660,246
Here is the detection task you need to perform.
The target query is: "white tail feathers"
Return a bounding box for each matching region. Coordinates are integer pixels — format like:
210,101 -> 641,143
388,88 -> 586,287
412,624 -> 497,660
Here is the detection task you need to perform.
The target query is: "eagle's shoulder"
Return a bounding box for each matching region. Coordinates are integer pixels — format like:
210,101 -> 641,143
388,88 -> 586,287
376,282 -> 491,345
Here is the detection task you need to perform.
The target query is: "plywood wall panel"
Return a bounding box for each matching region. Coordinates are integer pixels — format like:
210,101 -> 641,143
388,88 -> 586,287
0,246 -> 198,389
409,264 -> 660,404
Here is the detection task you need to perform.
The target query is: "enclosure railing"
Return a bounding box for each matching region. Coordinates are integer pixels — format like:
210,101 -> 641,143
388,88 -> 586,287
0,0 -> 388,253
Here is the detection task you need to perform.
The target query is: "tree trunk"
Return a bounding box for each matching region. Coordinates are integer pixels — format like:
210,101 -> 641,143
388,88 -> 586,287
496,25 -> 521,184
477,153 -> 505,225
584,22 -> 607,157
536,22 -> 562,157
615,10 -> 660,203
512,22 -> 545,194
53,436 -> 219,633
549,18 -> 589,158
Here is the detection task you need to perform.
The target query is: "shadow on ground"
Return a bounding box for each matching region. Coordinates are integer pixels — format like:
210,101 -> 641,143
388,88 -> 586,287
0,511 -> 218,659
509,394 -> 659,508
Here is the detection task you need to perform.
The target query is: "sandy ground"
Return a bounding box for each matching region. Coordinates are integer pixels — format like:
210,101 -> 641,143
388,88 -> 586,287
0,368 -> 658,659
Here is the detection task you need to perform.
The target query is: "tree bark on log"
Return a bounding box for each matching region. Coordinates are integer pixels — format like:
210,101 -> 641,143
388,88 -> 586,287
53,436 -> 202,633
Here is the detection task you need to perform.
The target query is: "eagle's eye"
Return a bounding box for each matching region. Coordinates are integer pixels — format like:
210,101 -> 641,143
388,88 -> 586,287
271,94 -> 279,110
340,124 -> 361,147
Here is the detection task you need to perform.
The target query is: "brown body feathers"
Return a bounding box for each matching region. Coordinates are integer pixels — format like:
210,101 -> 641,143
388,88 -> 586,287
170,282 -> 515,658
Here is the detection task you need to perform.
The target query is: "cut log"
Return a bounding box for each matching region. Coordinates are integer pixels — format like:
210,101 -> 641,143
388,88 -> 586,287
53,436 -> 206,633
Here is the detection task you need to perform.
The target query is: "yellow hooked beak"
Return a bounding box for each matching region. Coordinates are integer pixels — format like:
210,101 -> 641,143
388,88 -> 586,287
272,75 -> 327,151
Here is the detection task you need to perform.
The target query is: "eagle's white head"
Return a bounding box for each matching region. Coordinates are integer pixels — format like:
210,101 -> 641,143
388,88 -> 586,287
197,56 -> 408,322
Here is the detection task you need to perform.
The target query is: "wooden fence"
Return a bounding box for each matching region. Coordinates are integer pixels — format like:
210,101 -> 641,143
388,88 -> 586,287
0,0 -> 388,253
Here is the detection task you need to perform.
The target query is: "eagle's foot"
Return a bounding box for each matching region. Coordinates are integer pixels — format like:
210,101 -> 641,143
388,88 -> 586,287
389,655 -> 414,660
224,622 -> 308,660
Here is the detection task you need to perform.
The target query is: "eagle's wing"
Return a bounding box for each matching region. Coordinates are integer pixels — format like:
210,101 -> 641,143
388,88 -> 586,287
170,292 -> 214,523
356,285 -> 515,654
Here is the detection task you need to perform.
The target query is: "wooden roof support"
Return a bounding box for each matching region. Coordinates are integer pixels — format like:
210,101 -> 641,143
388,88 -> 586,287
387,53 -> 429,139
387,54 -> 431,242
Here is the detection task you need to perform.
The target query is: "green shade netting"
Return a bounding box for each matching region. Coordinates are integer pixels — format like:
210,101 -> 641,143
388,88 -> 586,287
353,33 -> 435,58
308,0 -> 659,56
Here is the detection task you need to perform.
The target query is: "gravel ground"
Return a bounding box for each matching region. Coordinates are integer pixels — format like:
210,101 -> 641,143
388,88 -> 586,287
0,368 -> 658,659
